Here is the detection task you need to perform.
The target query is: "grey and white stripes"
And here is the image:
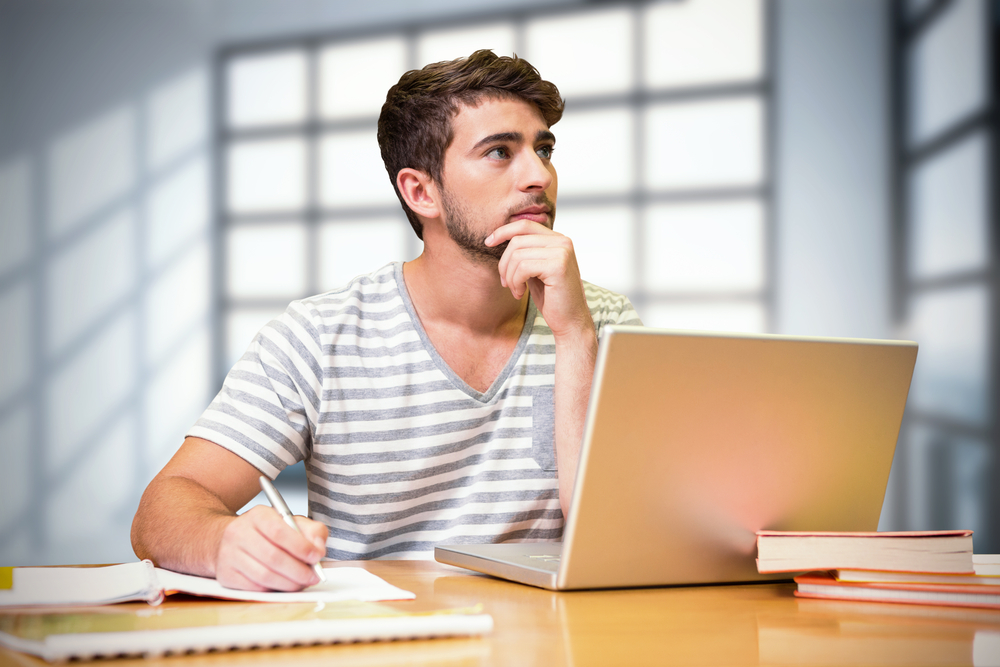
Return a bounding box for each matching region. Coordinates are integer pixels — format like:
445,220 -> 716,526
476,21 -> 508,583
189,262 -> 641,559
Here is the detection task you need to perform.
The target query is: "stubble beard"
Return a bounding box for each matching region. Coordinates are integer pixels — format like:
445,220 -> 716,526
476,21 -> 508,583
440,189 -> 556,265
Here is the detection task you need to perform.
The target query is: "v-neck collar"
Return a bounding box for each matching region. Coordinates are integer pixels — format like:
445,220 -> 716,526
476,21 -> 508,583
394,261 -> 536,404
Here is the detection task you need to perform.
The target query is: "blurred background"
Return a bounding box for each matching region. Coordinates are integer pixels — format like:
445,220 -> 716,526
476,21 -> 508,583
0,0 -> 996,565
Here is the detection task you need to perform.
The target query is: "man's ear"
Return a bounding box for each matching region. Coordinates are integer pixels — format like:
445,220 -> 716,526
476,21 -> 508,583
396,168 -> 441,220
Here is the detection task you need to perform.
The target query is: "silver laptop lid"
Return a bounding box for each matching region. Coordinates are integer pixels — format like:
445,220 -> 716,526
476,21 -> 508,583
557,326 -> 917,590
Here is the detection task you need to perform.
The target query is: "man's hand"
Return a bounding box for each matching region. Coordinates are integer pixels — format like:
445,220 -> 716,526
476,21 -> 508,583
215,506 -> 328,592
132,437 -> 329,592
486,220 -> 593,341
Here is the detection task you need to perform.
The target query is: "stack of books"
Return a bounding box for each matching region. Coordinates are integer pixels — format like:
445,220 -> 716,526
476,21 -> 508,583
756,530 -> 1000,610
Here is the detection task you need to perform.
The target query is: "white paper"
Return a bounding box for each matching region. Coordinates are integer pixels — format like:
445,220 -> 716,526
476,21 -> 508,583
154,566 -> 415,602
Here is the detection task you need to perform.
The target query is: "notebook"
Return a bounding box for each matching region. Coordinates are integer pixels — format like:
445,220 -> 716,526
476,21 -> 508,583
0,562 -> 414,607
0,600 -> 492,661
435,326 -> 918,590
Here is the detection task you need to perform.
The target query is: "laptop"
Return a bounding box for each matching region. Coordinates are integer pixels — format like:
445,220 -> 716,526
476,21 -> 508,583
435,325 -> 918,590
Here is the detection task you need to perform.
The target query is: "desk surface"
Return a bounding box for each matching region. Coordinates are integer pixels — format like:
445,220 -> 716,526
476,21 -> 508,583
2,560 -> 1000,666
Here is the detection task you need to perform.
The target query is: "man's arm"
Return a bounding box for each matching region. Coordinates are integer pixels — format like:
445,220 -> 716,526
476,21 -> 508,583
487,221 -> 597,517
131,436 -> 328,592
548,321 -> 598,517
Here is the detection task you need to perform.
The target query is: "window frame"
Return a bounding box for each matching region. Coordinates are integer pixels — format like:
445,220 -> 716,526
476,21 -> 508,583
212,0 -> 776,381
890,0 -> 998,549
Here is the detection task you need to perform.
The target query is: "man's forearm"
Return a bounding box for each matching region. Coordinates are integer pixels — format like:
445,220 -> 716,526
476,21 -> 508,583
131,475 -> 235,577
552,328 -> 599,518
133,437 -> 328,591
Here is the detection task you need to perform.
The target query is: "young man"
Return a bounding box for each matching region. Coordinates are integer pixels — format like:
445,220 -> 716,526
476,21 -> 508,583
131,50 -> 640,592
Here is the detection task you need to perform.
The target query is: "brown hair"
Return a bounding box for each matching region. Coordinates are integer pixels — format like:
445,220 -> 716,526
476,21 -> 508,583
377,49 -> 564,239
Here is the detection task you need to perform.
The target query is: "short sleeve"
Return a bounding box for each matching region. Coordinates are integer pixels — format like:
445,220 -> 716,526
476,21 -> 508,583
583,282 -> 643,338
186,303 -> 323,479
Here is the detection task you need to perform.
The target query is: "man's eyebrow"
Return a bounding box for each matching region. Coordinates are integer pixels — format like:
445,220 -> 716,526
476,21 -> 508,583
471,132 -> 522,152
471,130 -> 556,153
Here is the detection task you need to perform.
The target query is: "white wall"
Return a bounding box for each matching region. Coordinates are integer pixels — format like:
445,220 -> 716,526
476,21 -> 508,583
775,0 -> 891,340
0,0 -> 219,565
776,0 -> 908,530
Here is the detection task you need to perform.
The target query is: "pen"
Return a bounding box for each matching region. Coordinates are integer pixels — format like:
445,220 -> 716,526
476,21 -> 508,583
259,476 -> 327,584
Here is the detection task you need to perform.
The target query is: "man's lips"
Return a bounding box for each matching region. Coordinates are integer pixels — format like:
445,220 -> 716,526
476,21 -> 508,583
510,206 -> 551,223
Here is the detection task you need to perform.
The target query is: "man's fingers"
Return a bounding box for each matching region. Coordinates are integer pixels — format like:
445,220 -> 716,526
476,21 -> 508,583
485,220 -> 555,246
248,530 -> 320,585
251,506 -> 325,564
215,565 -> 270,592
506,257 -> 565,299
496,232 -> 573,290
217,537 -> 316,592
294,515 -> 330,553
501,251 -> 551,298
242,539 -> 319,590
500,246 -> 571,298
223,547 -> 301,592
216,507 -> 324,592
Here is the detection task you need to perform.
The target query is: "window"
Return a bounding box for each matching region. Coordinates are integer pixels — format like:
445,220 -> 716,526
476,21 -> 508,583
217,0 -> 772,370
892,0 -> 996,551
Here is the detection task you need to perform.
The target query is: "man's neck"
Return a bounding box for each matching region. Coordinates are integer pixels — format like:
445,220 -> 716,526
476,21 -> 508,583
402,239 -> 528,340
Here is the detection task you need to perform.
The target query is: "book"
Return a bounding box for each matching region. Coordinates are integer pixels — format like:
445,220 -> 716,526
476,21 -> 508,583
974,555 -> 1000,576
755,530 -> 974,574
0,599 -> 493,661
0,562 -> 415,608
793,571 -> 1000,610
835,565 -> 1000,586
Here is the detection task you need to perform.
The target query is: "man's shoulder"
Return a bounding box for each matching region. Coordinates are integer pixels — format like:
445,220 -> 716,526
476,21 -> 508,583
580,281 -> 643,328
292,262 -> 403,320
256,262 -> 407,350
581,281 -> 631,311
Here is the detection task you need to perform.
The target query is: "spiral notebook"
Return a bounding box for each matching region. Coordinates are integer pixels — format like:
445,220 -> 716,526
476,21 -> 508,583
0,600 -> 493,662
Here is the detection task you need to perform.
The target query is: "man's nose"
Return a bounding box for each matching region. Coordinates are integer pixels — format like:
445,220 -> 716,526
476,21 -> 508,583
519,150 -> 554,192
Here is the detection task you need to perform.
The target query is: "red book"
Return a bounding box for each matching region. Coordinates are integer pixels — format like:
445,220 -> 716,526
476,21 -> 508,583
794,571 -> 1000,610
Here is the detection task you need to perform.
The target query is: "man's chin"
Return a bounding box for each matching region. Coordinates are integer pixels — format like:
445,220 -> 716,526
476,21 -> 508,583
460,240 -> 508,264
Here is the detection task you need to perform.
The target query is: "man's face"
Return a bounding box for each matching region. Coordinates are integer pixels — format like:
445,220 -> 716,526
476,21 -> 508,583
438,96 -> 558,263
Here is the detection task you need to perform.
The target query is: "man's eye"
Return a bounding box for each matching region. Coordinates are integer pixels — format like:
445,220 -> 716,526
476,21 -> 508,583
487,147 -> 510,159
536,145 -> 554,159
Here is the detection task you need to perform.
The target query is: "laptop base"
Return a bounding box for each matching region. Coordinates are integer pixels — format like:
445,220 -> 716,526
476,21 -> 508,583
435,543 -> 562,590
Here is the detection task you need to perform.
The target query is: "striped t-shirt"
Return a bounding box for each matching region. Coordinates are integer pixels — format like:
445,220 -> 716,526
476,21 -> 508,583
189,261 -> 642,560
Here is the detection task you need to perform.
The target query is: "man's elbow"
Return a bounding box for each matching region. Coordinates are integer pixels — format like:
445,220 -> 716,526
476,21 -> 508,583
130,518 -> 148,562
130,478 -> 166,564
130,492 -> 153,562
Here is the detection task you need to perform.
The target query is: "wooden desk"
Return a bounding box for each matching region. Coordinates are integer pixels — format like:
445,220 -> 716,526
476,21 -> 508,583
3,560 -> 1000,666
